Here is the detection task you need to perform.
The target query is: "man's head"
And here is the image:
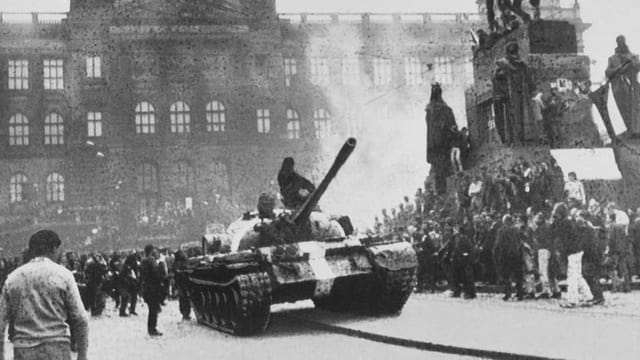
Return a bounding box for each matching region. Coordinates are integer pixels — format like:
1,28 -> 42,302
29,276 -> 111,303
552,203 -> 568,221
144,244 -> 156,257
506,41 -> 520,58
568,172 -> 577,181
28,230 -> 62,259
616,35 -> 627,48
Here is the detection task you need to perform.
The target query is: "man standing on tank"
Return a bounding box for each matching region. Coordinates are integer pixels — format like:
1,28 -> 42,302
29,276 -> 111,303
277,157 -> 316,209
140,244 -> 166,336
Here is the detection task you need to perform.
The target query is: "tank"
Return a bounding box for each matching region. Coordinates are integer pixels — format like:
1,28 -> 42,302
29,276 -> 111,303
179,138 -> 418,336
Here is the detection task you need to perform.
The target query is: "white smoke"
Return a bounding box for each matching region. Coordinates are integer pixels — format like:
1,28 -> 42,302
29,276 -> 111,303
301,24 -> 456,230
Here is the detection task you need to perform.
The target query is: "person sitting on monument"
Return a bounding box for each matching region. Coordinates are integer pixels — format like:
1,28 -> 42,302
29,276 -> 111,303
492,41 -> 536,146
605,35 -> 640,136
277,157 -> 316,209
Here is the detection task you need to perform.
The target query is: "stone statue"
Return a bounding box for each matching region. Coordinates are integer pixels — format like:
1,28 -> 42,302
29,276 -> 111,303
492,42 -> 537,145
426,83 -> 457,195
605,35 -> 640,136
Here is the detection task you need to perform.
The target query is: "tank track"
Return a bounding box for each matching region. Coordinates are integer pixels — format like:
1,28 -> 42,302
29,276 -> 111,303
189,272 -> 272,336
370,267 -> 417,314
313,268 -> 416,314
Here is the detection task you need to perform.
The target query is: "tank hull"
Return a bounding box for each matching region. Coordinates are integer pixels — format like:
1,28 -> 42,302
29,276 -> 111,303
180,237 -> 418,335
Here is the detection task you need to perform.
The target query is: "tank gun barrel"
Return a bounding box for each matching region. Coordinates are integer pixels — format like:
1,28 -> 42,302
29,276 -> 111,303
293,138 -> 357,225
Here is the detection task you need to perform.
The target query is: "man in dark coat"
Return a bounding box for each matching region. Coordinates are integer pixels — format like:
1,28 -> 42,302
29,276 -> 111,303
492,42 -> 537,145
445,225 -> 477,299
118,253 -> 140,317
426,83 -> 457,195
277,157 -> 316,209
576,211 -> 605,305
172,250 -> 192,320
84,254 -> 108,316
605,35 -> 640,135
494,214 -> 524,300
140,244 -> 166,336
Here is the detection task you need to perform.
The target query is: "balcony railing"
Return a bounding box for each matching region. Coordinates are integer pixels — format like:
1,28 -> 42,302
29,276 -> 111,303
278,12 -> 482,25
0,12 -> 67,25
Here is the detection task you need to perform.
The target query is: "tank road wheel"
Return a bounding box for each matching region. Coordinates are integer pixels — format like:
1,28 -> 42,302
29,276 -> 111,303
370,268 -> 416,314
231,272 -> 272,336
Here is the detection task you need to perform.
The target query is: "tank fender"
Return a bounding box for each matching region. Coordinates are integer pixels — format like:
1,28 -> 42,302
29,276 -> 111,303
366,241 -> 418,271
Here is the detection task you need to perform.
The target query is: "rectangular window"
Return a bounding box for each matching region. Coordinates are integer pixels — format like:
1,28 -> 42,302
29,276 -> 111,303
86,56 -> 102,78
284,58 -> 297,87
87,112 -> 103,138
310,57 -> 329,86
8,60 -> 29,90
341,57 -> 359,85
404,57 -> 424,85
373,57 -> 392,87
434,56 -> 453,85
257,109 -> 271,134
43,59 -> 64,90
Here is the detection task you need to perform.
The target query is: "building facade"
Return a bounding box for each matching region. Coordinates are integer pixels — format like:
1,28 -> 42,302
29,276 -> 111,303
0,0 -> 585,250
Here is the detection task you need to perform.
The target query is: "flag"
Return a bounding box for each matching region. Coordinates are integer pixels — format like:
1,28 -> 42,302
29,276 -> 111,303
589,84 -> 618,141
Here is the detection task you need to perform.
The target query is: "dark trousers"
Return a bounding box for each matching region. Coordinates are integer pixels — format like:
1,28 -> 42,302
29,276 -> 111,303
451,258 -> 476,297
120,288 -> 138,315
145,297 -> 161,333
179,294 -> 191,318
501,258 -> 524,298
583,262 -> 603,301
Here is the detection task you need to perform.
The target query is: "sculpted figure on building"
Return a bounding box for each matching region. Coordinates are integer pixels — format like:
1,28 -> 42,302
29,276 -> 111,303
605,35 -> 640,136
492,42 -> 537,146
426,83 -> 457,195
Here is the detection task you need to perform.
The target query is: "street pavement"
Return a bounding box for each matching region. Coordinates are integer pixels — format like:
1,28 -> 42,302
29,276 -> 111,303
1,298 -> 473,360
294,291 -> 640,360
2,291 -> 639,360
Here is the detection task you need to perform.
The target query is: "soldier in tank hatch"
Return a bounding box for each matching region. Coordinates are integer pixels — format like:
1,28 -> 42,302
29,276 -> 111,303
277,157 -> 316,209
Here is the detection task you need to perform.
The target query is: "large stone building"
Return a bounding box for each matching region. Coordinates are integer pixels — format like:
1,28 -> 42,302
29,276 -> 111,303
0,0 -> 585,250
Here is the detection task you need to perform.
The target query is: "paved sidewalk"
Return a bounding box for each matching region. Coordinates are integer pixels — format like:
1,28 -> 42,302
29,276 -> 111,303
292,292 -> 640,360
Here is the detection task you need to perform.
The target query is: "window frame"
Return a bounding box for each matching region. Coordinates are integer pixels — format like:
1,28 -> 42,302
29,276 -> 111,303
313,108 -> 332,139
286,109 -> 301,140
9,113 -> 29,146
135,102 -> 156,135
284,58 -> 297,87
256,108 -> 271,134
10,173 -> 28,204
86,55 -> 102,79
206,101 -> 226,133
43,59 -> 64,90
8,59 -> 29,90
44,112 -> 64,145
46,172 -> 65,203
170,101 -> 191,134
87,111 -> 103,138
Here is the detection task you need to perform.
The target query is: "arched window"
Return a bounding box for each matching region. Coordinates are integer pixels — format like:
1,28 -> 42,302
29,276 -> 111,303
206,101 -> 226,132
10,173 -> 28,203
170,101 -> 190,134
46,173 -> 64,202
313,108 -> 332,139
9,113 -> 29,146
135,102 -> 156,134
286,109 -> 301,140
44,113 -> 64,145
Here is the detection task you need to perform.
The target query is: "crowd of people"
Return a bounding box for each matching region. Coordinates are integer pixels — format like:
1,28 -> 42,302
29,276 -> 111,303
374,164 -> 640,307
